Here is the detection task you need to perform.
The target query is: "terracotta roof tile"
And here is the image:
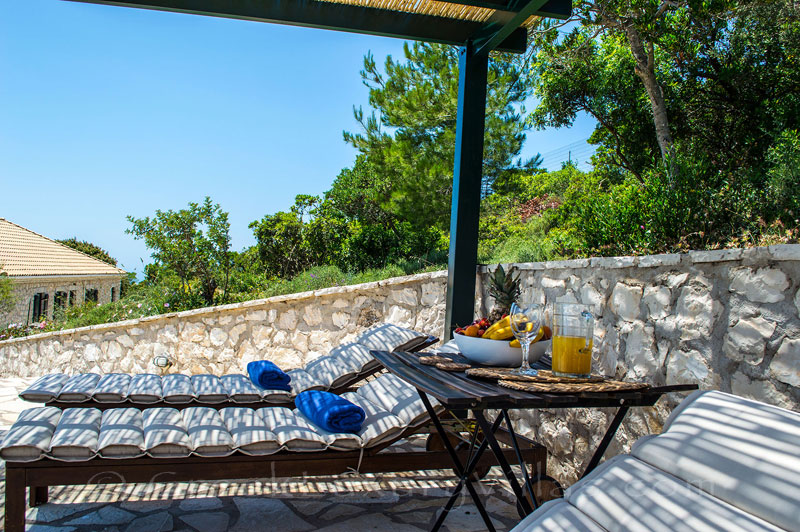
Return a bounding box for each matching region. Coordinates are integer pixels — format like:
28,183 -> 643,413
0,218 -> 127,277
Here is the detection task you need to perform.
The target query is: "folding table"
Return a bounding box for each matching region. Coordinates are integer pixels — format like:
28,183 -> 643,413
371,349 -> 697,532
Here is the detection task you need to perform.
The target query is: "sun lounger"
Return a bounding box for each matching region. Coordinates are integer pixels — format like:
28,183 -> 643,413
510,390 -> 800,532
1,373 -> 547,532
18,323 -> 438,409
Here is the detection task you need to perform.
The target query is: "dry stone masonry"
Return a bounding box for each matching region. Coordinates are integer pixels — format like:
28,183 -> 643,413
0,272 -> 448,378
2,244 -> 799,486
476,244 -> 800,485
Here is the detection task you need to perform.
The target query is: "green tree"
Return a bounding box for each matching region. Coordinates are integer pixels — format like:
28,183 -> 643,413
126,197 -> 232,306
56,238 -> 118,266
525,0 -> 800,252
531,0 -> 800,176
249,199 -> 312,279
344,42 -> 539,230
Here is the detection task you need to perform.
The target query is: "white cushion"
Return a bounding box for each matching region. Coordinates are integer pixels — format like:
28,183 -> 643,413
57,373 -> 101,403
181,407 -> 235,457
97,408 -> 145,458
356,373 -> 438,426
340,392 -> 406,448
191,375 -> 227,403
510,499 -> 605,532
632,390 -> 800,531
304,355 -> 341,389
219,407 -> 280,456
566,455 -> 782,532
128,374 -> 163,403
329,343 -> 379,377
92,373 -> 131,403
355,323 -> 429,352
162,374 -> 195,404
142,408 -> 191,458
286,369 -> 325,394
0,407 -> 61,462
19,374 -> 70,403
220,374 -> 263,403
49,408 -> 101,461
257,407 -> 329,451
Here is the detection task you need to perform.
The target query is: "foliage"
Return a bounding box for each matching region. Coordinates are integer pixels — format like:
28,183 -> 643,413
766,129 -> 800,226
56,238 -> 118,266
52,284 -> 174,329
522,0 -> 800,253
0,321 -> 55,341
250,191 -> 447,279
127,197 -> 232,306
344,42 -> 540,230
0,273 -> 13,314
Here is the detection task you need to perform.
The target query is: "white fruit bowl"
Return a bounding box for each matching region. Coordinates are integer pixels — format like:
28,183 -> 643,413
453,334 -> 551,367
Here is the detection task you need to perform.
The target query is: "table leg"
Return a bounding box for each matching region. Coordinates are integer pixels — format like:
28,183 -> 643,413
418,391 -> 497,532
432,412 -> 507,531
580,405 -> 629,478
474,411 -> 534,516
501,410 -> 538,510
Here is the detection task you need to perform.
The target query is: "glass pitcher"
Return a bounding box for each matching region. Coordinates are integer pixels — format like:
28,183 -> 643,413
551,303 -> 594,378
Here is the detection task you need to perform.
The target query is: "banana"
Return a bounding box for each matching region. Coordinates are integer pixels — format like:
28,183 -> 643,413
487,327 -> 514,340
509,327 -> 545,348
484,316 -> 510,337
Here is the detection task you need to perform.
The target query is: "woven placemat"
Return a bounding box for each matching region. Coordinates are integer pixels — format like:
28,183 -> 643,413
498,379 -> 649,394
465,368 -> 604,384
435,362 -> 472,372
419,355 -> 452,366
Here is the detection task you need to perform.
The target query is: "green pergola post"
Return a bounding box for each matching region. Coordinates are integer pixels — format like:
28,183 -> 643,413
444,42 -> 488,340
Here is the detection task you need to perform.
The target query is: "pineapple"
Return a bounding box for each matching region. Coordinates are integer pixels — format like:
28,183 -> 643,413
487,264 -> 521,323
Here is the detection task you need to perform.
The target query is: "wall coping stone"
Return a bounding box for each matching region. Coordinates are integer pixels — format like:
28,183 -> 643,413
477,244 -> 800,275
0,270 -> 448,346
769,244 -> 800,260
689,248 -> 743,263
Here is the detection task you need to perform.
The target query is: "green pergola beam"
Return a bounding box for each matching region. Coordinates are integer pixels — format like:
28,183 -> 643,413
67,0 -> 528,53
473,0 -> 551,56
444,42 -> 488,339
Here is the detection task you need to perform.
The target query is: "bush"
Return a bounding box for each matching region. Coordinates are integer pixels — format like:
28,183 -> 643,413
52,284 -> 175,329
767,129 -> 800,226
0,321 -> 55,341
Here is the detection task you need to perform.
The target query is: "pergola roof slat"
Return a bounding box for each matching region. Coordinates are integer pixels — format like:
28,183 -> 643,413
68,0 -> 570,53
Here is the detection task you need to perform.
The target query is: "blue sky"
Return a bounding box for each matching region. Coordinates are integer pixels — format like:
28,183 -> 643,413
0,0 -> 595,276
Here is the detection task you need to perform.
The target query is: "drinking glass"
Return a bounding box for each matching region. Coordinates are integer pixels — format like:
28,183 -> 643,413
509,302 -> 543,376
551,303 -> 594,378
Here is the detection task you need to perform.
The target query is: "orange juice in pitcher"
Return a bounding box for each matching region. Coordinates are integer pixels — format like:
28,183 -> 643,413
552,336 -> 593,376
551,303 -> 594,378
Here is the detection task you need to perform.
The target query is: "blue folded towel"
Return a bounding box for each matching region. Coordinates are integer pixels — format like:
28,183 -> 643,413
295,390 -> 366,434
247,361 -> 291,391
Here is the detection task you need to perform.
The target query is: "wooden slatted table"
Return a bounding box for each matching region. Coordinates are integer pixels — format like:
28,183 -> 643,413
371,350 -> 697,532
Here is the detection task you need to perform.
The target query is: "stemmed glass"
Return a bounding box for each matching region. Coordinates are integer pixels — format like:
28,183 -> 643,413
510,302 -> 543,376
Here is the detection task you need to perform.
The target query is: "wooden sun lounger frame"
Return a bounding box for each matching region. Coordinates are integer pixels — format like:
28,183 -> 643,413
4,417 -> 547,532
36,337 -> 440,411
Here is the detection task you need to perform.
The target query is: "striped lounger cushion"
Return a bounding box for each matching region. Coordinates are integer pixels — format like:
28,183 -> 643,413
19,323 -> 435,405
1,374 -> 441,462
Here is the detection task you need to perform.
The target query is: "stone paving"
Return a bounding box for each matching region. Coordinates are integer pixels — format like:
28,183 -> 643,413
0,377 -> 526,531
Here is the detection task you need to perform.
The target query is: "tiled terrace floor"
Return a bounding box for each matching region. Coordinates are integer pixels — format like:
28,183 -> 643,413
0,377 -> 525,531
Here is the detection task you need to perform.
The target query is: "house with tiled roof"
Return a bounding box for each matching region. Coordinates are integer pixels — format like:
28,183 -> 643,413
0,218 -> 127,327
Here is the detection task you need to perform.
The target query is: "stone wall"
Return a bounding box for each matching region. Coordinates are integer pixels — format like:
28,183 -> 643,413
0,272 -> 448,378
477,245 -> 800,485
2,275 -> 124,327
1,245 -> 799,486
